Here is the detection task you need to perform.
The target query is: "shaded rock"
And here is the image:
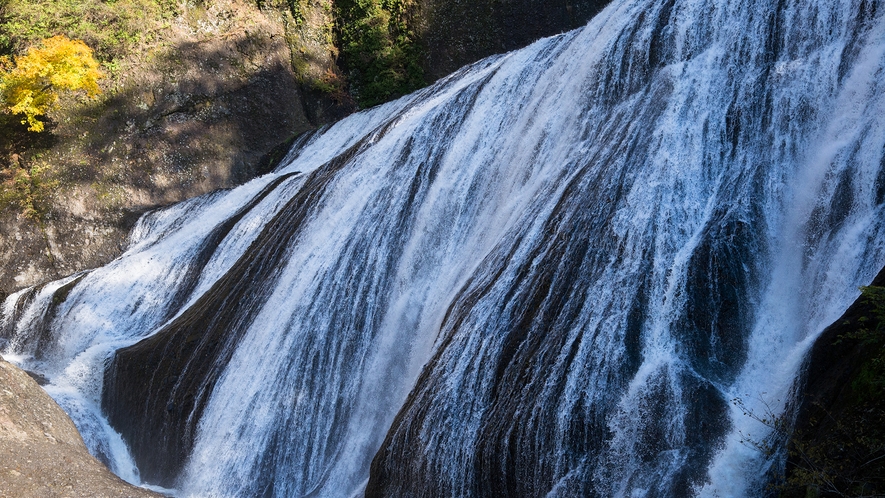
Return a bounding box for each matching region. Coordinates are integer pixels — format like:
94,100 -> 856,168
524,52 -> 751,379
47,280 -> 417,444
782,265 -> 885,496
418,0 -> 613,82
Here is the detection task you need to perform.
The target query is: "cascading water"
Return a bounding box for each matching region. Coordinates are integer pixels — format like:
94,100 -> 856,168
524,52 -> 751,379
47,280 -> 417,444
1,0 -> 884,496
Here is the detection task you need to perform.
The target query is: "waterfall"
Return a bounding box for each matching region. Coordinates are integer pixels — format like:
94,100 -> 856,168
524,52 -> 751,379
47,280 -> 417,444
2,0 -> 884,496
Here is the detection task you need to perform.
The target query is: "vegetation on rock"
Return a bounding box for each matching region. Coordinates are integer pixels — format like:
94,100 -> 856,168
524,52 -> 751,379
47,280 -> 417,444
274,0 -> 350,107
0,156 -> 57,223
783,285 -> 885,497
0,0 -> 178,62
335,0 -> 425,107
0,34 -> 101,230
840,286 -> 885,397
737,282 -> 885,497
0,35 -> 103,132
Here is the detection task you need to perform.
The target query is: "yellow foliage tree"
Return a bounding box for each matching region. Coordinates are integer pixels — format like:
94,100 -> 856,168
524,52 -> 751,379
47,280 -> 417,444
0,35 -> 103,132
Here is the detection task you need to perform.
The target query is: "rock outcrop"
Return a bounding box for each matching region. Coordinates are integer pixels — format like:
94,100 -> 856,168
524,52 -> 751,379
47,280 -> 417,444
782,265 -> 885,496
0,358 -> 163,498
0,0 -> 345,295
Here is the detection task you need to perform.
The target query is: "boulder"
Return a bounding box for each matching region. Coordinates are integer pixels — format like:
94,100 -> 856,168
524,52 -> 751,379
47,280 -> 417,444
0,358 -> 163,498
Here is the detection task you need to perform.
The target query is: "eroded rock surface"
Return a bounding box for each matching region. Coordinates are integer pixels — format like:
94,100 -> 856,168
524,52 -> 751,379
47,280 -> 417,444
0,358 -> 162,498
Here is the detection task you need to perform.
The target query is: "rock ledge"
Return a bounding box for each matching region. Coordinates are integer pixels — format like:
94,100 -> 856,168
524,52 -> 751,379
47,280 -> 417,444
0,358 -> 162,498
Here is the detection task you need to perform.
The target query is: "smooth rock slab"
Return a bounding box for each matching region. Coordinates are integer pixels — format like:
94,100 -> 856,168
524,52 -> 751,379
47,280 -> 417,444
0,358 -> 162,498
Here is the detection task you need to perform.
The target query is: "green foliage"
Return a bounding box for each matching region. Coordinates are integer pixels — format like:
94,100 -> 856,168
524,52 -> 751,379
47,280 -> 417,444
285,0 -> 306,25
335,0 -> 425,107
0,156 -> 58,222
282,0 -> 348,100
786,407 -> 885,497
838,286 -> 885,402
858,285 -> 885,325
0,0 -> 178,61
0,35 -> 103,132
735,393 -> 885,497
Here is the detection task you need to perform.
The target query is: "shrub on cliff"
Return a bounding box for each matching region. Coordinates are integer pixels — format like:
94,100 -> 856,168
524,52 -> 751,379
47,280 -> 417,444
335,0 -> 425,107
0,35 -> 103,132
0,35 -> 101,225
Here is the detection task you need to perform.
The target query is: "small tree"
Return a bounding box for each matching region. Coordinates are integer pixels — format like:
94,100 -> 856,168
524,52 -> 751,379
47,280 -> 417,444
0,34 -> 103,132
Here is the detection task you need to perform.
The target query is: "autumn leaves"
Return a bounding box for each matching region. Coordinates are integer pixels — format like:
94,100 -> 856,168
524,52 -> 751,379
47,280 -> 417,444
0,35 -> 103,132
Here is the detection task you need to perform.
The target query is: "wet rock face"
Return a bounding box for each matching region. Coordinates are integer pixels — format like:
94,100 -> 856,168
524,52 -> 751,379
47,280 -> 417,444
102,171 -> 307,487
0,211 -> 139,300
0,358 -> 163,498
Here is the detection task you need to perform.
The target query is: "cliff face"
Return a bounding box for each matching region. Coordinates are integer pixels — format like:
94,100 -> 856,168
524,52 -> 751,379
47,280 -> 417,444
782,266 -> 885,496
417,0 -> 611,81
0,358 -> 163,497
0,0 -> 360,296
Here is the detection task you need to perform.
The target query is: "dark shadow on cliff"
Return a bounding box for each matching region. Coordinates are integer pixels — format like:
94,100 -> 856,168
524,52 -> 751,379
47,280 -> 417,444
420,0 -> 613,81
0,117 -> 59,161
55,32 -> 320,212
774,265 -> 885,497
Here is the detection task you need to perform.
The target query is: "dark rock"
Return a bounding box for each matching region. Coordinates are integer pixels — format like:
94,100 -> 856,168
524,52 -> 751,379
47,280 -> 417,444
419,0 -> 613,82
102,159 -> 353,486
781,265 -> 885,496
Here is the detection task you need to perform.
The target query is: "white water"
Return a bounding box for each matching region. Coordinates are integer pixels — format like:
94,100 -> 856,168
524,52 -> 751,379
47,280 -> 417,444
2,0 -> 884,496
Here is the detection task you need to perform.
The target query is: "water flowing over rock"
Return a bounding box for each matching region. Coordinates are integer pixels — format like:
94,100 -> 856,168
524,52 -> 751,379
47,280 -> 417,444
2,0 -> 885,496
